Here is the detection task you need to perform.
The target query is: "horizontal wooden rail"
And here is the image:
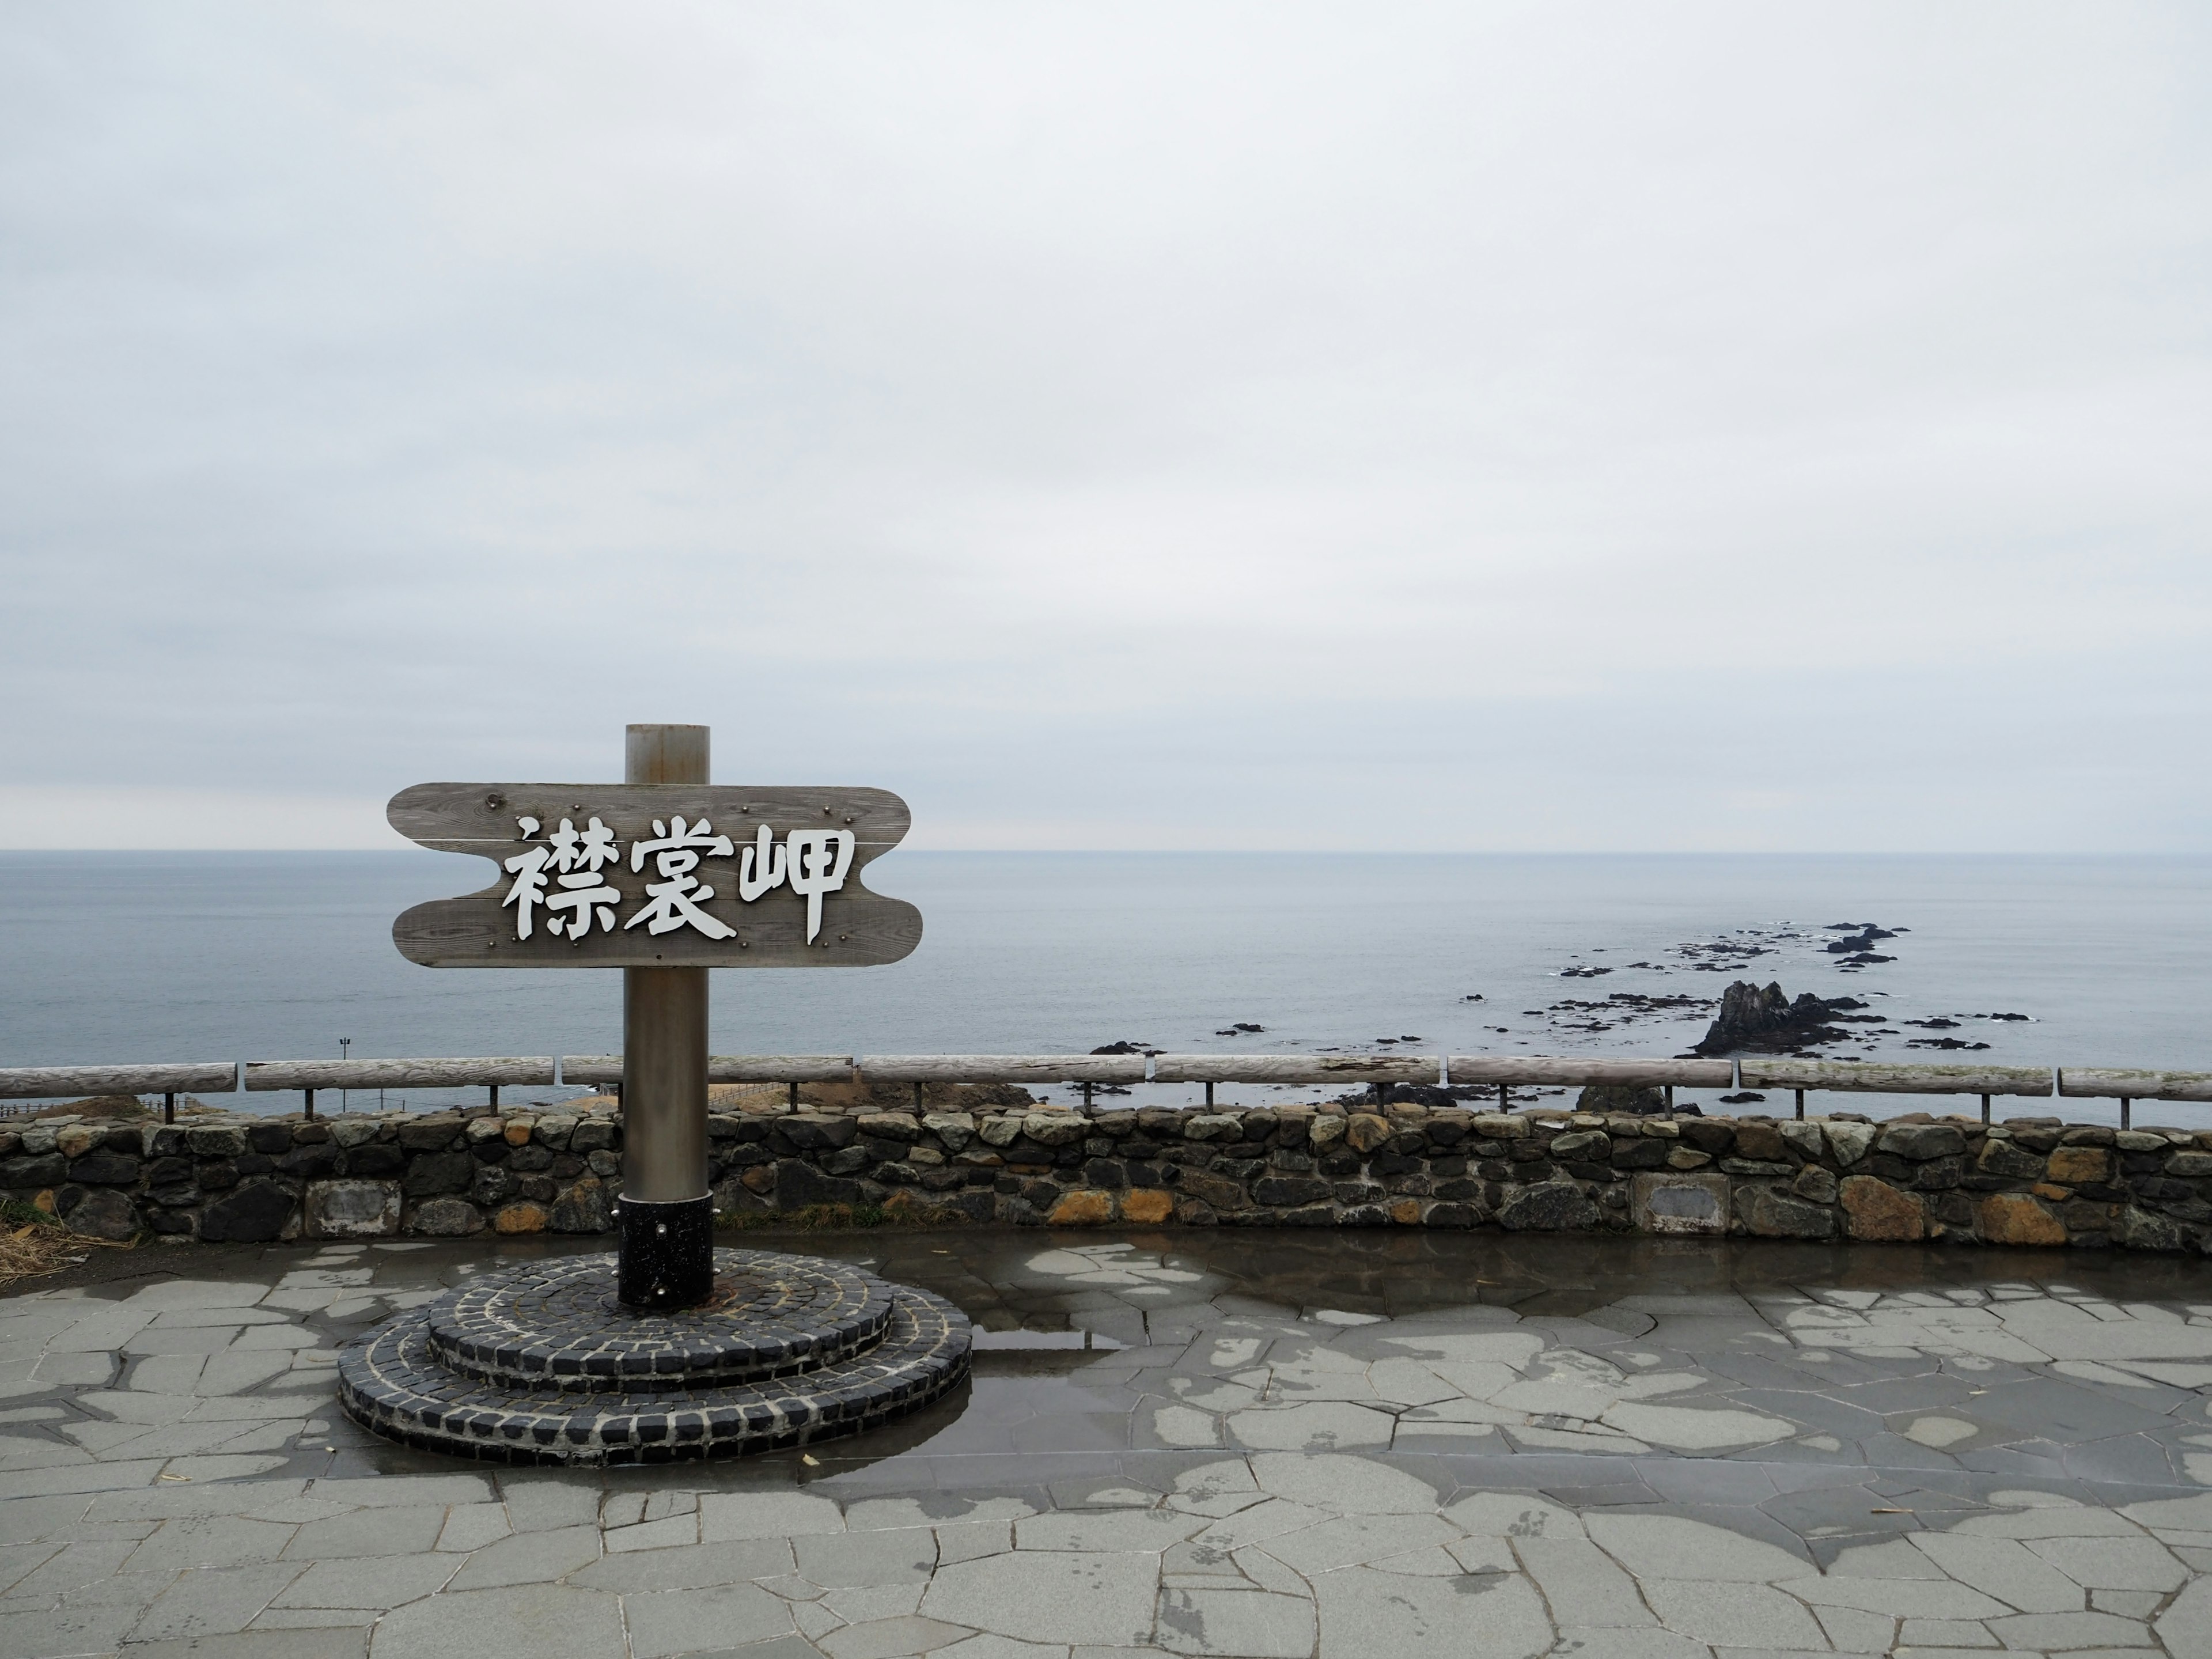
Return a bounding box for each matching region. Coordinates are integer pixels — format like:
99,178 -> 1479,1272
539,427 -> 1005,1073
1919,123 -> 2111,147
8,1052 -> 2212,1114
1739,1060 -> 2053,1096
1448,1056 -> 1732,1089
0,1062 -> 236,1101
244,1058 -> 557,1091
2059,1068 -> 2212,1103
1154,1054 -> 1437,1084
857,1054 -> 1149,1084
560,1055 -> 856,1086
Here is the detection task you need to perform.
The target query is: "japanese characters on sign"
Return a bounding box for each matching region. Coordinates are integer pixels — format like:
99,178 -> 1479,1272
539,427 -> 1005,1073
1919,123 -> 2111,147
501,814 -> 855,946
387,782 -> 918,969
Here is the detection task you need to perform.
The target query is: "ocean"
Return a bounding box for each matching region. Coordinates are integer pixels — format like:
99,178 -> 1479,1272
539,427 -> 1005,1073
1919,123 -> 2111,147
2,851 -> 2207,1126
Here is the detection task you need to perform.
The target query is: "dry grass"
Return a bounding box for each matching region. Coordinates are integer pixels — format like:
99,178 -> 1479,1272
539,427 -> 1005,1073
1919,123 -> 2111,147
0,1201 -> 134,1290
6,1094 -> 157,1123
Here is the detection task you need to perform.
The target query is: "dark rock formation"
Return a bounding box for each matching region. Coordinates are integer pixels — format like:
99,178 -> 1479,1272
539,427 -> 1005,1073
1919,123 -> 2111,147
1825,925 -> 1897,954
1692,981 -> 1868,1056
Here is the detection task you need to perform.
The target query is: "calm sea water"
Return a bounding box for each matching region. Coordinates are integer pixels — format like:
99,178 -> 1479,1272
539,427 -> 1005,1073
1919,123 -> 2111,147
2,852 -> 2207,1125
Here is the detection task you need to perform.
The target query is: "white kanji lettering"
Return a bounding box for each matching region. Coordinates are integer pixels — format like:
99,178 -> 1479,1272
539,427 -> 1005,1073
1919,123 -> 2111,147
499,811 -> 865,948
546,815 -> 621,876
546,873 -> 623,940
539,814 -> 624,941
624,815 -> 737,938
737,823 -> 787,902
785,828 -> 855,944
504,815 -> 627,943
502,842 -> 551,940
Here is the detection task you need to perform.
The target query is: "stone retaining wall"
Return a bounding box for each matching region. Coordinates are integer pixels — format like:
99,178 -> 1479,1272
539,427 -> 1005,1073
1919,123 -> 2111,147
6,1099 -> 2210,1252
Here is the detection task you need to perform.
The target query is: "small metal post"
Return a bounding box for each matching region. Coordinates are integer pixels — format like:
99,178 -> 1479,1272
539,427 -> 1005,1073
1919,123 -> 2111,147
1204,1082 -> 1214,1108
1795,1089 -> 1805,1120
1664,1084 -> 1675,1112
611,1080 -> 623,1109
163,1091 -> 175,1125
2122,1097 -> 2133,1130
488,1084 -> 499,1109
1373,1082 -> 1388,1111
788,1081 -> 800,1109
1498,1082 -> 1509,1110
1980,1093 -> 1991,1125
304,1088 -> 316,1120
1082,1082 -> 1094,1111
913,1081 -> 924,1111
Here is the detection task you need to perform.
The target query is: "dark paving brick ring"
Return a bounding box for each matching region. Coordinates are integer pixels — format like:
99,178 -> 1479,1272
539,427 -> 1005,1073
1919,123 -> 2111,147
425,1248 -> 895,1391
337,1248 -> 971,1465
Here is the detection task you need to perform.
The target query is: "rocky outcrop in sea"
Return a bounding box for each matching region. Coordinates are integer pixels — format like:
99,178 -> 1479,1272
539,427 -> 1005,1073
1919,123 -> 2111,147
1691,979 -> 1870,1056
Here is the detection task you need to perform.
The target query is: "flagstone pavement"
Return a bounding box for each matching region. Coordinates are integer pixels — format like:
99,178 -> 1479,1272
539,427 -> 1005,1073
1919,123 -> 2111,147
9,1229 -> 2212,1659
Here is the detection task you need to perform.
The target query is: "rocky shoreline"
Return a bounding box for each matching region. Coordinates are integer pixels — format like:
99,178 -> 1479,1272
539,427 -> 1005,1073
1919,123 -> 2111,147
5,1092 -> 2209,1255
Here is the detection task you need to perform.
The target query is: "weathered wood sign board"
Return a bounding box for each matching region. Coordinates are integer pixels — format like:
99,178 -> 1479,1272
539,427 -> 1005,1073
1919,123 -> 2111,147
388,783 -> 921,968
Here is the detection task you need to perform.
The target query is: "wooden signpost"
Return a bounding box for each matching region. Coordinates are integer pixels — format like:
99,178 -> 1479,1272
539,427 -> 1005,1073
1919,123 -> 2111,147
388,725 -> 919,1310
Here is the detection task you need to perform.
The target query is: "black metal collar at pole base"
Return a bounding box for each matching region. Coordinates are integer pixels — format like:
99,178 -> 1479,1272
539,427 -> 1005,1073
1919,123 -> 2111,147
616,1194 -> 715,1308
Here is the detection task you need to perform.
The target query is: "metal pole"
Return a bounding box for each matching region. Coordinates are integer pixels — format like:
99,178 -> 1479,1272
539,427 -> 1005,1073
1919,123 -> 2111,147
788,1081 -> 799,1110
488,1083 -> 499,1109
618,723 -> 714,1310
1980,1093 -> 1991,1125
304,1088 -> 315,1120
163,1091 -> 175,1125
1794,1088 -> 1805,1119
1204,1082 -> 1214,1108
2122,1097 -> 2132,1131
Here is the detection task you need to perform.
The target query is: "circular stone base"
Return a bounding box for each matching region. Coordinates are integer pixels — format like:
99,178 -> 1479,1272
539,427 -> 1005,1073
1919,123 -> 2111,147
426,1248 -> 894,1392
338,1250 -> 971,1466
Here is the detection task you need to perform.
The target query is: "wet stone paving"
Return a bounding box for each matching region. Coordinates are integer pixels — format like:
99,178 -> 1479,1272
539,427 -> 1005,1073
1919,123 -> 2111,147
9,1230 -> 2212,1658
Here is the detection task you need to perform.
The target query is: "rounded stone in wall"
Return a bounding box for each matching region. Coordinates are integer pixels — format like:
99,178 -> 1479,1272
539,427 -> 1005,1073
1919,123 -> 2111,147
304,1179 -> 401,1239
198,1177 -> 297,1242
59,1188 -> 141,1241
407,1197 -> 484,1236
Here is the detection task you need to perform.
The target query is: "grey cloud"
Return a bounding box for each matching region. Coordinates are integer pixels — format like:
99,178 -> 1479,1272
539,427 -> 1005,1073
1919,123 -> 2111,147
2,2 -> 2207,849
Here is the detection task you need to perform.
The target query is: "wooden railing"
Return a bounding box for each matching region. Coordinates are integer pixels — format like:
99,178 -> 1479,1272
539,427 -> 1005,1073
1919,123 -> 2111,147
3,1052 -> 2209,1128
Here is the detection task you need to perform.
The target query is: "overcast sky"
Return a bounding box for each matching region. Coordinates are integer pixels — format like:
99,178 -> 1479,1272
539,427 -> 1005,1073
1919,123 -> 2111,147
3,3 -> 2207,852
